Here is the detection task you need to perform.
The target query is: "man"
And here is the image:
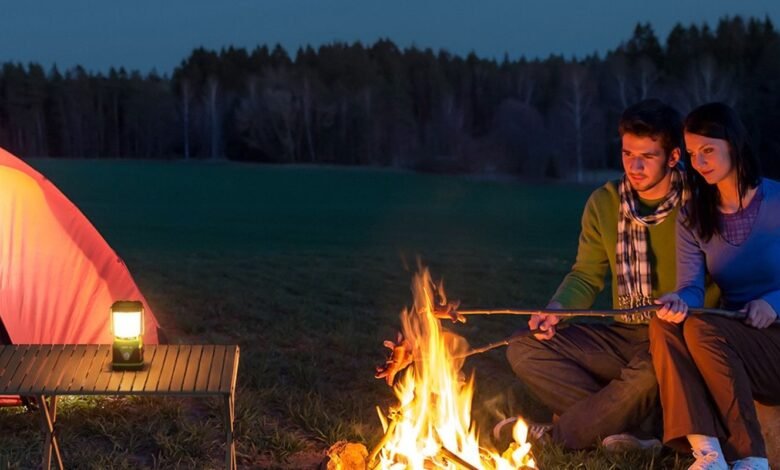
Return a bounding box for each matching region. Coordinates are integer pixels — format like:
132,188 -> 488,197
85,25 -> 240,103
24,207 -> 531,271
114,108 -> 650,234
505,99 -> 718,451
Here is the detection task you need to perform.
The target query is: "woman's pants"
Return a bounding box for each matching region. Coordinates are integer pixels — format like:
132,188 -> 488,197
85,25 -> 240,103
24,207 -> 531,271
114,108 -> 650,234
649,315 -> 780,460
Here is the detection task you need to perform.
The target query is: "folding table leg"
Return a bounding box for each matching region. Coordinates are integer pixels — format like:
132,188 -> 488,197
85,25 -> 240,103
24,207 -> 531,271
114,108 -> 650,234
224,393 -> 236,470
37,395 -> 63,470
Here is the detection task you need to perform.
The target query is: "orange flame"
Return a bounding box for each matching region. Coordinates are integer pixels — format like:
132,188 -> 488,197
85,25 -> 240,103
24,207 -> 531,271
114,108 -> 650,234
376,267 -> 535,469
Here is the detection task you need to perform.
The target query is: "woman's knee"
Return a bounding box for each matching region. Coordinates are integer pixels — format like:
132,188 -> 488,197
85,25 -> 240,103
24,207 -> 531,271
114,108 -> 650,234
682,314 -> 726,345
648,316 -> 683,351
681,315 -> 734,364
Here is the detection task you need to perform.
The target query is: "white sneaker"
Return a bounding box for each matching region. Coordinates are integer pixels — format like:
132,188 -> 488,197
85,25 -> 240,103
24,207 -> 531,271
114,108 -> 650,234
688,451 -> 729,470
731,457 -> 769,470
601,433 -> 662,452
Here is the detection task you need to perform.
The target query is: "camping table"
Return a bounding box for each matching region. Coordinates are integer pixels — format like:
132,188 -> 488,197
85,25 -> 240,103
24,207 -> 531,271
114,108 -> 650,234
0,344 -> 240,470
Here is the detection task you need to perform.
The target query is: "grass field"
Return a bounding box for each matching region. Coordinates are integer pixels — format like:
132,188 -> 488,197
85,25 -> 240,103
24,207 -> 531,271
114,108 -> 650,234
0,160 -> 688,469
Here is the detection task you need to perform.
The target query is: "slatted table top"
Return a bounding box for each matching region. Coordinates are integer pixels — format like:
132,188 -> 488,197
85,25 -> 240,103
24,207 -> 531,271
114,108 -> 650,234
0,344 -> 239,396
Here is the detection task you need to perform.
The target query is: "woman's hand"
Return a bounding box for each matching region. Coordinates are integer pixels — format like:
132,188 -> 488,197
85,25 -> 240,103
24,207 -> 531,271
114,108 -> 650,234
655,293 -> 689,323
742,299 -> 778,329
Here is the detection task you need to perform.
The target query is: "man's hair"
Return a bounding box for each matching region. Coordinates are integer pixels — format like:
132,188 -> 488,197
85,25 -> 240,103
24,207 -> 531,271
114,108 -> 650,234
618,99 -> 683,157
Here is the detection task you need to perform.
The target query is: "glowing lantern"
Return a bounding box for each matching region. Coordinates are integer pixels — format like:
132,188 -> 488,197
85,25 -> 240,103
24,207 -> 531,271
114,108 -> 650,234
111,300 -> 144,370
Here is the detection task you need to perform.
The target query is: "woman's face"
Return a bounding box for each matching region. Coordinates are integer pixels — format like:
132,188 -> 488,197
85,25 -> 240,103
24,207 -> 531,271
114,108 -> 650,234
684,131 -> 735,185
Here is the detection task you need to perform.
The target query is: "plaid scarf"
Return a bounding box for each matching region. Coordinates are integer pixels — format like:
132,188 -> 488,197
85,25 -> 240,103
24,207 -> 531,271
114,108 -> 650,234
616,168 -> 687,323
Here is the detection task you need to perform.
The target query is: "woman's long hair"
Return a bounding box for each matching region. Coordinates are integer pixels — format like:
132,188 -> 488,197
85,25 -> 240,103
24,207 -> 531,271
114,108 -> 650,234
683,103 -> 760,241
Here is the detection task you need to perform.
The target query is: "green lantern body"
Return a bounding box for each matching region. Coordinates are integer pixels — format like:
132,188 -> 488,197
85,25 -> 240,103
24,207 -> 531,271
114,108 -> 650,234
111,300 -> 144,371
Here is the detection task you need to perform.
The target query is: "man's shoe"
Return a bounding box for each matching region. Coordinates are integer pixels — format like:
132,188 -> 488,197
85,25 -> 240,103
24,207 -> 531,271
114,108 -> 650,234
688,450 -> 729,470
527,422 -> 553,444
730,456 -> 769,470
492,417 -> 552,444
601,433 -> 662,452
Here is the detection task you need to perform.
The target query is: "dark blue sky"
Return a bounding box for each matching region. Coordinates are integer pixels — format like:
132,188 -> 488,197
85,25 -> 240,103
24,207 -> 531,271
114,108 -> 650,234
2,0 -> 778,74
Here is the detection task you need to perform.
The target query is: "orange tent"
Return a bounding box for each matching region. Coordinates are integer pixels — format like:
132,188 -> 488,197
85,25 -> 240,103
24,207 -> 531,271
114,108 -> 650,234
0,147 -> 160,347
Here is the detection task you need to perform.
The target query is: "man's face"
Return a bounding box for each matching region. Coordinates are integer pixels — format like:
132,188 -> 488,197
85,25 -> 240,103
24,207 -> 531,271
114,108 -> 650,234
621,133 -> 679,198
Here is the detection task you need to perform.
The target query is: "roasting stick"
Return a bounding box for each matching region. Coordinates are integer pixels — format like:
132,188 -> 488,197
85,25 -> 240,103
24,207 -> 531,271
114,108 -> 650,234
452,306 -> 780,358
436,305 -> 761,322
456,328 -> 544,358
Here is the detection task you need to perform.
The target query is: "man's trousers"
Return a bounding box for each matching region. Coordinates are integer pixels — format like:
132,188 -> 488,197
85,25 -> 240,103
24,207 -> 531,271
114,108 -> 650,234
506,322 -> 659,448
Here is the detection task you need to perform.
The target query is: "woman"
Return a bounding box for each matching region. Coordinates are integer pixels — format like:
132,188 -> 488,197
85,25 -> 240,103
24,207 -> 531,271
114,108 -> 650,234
651,102 -> 780,470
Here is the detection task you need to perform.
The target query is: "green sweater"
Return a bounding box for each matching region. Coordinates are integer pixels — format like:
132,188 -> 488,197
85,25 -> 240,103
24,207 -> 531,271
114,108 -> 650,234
551,180 -> 718,319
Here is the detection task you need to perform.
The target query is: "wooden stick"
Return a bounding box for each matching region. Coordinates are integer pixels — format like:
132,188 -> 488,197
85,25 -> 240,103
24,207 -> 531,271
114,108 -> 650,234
449,305 -> 742,318
367,417 -> 398,468
458,328 -> 543,358
436,305 -> 779,323
369,421 -> 480,470
439,446 -> 480,470
453,307 -> 780,358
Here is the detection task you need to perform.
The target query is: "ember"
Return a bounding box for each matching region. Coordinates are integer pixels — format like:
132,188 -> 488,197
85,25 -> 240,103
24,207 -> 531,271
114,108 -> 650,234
372,267 -> 535,470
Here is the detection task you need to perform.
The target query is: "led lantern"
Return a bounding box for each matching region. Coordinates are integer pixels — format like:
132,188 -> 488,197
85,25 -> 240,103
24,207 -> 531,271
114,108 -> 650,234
111,300 -> 144,370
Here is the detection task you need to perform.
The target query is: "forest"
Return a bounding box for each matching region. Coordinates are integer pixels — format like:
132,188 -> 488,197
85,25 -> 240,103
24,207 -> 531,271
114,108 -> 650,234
1,16 -> 779,180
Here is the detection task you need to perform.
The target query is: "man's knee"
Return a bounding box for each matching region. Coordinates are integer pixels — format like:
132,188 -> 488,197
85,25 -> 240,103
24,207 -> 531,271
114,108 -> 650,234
505,336 -> 548,377
623,359 -> 659,393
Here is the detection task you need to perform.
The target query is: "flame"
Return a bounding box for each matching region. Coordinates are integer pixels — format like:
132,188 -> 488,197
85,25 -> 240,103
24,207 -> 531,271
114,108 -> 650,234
376,267 -> 535,469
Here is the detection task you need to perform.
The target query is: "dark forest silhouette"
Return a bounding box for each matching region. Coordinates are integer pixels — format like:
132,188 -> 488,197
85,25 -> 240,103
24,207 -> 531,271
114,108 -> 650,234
1,16 -> 779,180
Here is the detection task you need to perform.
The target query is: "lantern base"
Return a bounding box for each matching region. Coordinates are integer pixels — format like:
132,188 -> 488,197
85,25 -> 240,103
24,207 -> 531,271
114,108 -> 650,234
112,339 -> 144,371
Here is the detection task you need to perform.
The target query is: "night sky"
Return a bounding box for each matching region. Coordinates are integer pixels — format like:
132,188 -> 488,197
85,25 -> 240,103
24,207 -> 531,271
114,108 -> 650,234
2,0 -> 778,73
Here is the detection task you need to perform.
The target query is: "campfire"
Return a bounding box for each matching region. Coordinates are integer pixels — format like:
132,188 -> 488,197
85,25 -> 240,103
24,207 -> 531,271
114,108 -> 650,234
371,267 -> 535,470
321,266 -> 755,469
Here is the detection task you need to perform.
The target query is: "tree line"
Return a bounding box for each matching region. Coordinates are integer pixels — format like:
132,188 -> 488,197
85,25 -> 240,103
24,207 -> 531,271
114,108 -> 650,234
1,16 -> 779,180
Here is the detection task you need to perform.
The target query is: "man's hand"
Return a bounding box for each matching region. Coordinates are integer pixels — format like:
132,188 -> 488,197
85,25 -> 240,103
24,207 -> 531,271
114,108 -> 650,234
528,301 -> 562,340
742,299 -> 778,329
655,293 -> 688,323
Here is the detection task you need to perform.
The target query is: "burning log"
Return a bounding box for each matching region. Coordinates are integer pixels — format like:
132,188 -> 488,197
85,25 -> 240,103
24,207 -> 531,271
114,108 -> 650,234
439,446 -> 480,470
322,441 -> 369,470
367,407 -> 400,467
